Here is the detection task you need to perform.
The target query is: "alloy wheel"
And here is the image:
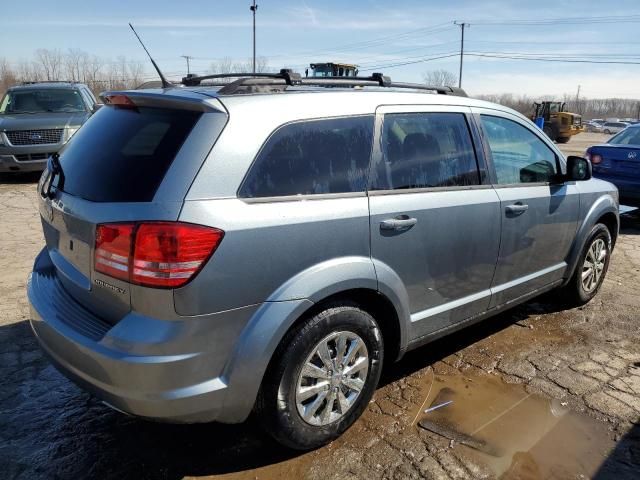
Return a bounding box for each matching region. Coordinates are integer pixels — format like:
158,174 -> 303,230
295,331 -> 369,426
581,238 -> 607,293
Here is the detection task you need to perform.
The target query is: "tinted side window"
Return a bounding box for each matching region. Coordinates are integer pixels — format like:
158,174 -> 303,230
371,112 -> 479,190
240,116 -> 373,198
480,115 -> 558,184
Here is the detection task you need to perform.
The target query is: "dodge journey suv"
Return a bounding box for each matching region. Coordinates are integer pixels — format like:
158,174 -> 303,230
28,71 -> 618,449
0,81 -> 99,173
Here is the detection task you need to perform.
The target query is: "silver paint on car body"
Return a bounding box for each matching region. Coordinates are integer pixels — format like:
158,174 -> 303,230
28,87 -> 619,425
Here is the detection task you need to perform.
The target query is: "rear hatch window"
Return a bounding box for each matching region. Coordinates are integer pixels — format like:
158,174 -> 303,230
56,105 -> 201,202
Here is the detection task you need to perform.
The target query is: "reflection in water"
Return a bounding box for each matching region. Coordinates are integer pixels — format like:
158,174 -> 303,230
417,375 -> 615,479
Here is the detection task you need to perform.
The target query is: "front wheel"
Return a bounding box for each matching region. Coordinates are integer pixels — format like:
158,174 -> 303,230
604,129 -> 611,134
556,136 -> 570,144
561,224 -> 612,305
256,304 -> 384,450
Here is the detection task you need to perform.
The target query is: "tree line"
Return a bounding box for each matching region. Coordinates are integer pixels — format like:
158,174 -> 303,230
0,49 -> 148,96
1,54 -> 638,120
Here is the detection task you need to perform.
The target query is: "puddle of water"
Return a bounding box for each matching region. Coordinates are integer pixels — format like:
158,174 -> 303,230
417,374 -> 616,479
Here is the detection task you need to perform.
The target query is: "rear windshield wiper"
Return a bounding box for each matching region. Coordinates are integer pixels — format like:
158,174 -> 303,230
42,153 -> 65,198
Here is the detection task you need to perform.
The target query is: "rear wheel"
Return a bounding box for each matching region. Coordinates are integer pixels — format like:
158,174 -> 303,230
256,304 -> 384,450
561,224 -> 612,305
604,129 -> 611,134
556,136 -> 570,144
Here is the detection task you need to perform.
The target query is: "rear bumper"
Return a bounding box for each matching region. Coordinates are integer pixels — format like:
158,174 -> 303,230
27,248 -> 262,423
593,174 -> 640,206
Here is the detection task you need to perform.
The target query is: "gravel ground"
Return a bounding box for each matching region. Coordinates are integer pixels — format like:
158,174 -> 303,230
1,135 -> 639,479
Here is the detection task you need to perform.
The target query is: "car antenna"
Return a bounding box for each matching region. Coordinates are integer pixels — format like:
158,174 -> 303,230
128,23 -> 172,89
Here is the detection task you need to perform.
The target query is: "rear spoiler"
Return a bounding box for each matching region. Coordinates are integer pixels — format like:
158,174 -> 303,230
99,91 -> 226,113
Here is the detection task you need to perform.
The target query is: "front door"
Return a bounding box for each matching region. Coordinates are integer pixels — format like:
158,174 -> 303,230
368,105 -> 501,340
475,110 -> 580,306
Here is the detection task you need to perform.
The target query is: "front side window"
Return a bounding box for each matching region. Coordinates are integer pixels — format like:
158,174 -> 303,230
371,112 -> 480,190
480,115 -> 558,184
239,116 -> 373,198
0,89 -> 86,114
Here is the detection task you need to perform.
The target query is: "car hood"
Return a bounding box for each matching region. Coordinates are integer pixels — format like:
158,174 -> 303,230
0,112 -> 89,131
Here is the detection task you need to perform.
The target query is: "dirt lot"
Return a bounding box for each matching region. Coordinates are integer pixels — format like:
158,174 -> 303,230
1,134 -> 639,479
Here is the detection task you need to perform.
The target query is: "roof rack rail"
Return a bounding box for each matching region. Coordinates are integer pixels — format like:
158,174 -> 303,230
21,80 -> 79,85
181,69 -> 467,97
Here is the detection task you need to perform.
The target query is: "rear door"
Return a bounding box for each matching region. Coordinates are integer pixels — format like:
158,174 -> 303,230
38,98 -> 225,322
474,109 -> 580,306
368,105 -> 501,340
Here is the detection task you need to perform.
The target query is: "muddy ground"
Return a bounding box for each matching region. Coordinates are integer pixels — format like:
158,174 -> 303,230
1,134 -> 639,479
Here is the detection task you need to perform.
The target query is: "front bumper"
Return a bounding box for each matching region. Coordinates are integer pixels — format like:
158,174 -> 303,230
0,153 -> 49,172
27,248 -> 260,423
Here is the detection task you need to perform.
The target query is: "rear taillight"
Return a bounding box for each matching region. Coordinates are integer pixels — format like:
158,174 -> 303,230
95,222 -> 224,288
95,224 -> 134,281
584,149 -> 602,165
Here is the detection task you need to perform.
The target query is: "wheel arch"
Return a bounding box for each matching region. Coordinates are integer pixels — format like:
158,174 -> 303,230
219,257 -> 410,422
563,194 -> 618,286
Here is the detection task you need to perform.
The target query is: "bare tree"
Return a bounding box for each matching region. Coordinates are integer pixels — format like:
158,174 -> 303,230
422,69 -> 457,87
0,58 -> 18,95
34,48 -> 63,81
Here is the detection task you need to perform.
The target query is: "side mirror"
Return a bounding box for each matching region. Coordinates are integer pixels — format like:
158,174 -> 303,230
566,156 -> 592,181
92,103 -> 103,113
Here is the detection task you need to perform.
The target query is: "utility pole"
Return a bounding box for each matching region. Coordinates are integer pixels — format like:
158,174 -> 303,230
454,21 -> 469,88
180,55 -> 193,75
250,1 -> 258,74
575,84 -> 581,114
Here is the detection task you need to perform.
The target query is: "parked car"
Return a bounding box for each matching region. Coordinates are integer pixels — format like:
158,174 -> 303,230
602,122 -> 628,135
587,123 -> 640,206
0,81 -> 100,173
28,73 -> 619,450
585,121 -> 604,133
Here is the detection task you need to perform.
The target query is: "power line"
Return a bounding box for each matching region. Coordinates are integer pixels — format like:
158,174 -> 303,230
471,14 -> 640,26
359,53 -> 460,71
466,53 -> 640,65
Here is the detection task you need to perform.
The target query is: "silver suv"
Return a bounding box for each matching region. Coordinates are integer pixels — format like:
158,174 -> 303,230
28,72 -> 619,450
0,82 -> 100,173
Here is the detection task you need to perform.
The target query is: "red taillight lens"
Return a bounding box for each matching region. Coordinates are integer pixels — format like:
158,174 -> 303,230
95,224 -> 134,281
94,222 -> 224,288
591,154 -> 602,165
132,223 -> 224,287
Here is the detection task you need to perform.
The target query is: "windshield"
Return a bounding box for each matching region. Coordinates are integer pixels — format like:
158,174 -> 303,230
609,128 -> 640,145
0,89 -> 86,114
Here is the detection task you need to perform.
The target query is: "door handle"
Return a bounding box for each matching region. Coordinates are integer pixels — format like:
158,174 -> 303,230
505,203 -> 529,215
380,216 -> 418,231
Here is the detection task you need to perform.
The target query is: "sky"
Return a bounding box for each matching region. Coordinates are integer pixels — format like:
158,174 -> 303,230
1,0 -> 640,99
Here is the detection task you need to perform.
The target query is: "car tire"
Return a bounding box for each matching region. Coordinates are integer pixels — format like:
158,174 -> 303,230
562,224 -> 612,306
543,125 -> 555,140
556,136 -> 570,144
256,303 -> 384,450
604,129 -> 611,134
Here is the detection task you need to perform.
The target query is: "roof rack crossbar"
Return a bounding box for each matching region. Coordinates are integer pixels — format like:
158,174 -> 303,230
182,69 -> 301,87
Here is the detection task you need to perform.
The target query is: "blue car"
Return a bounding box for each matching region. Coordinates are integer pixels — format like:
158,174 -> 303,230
586,124 -> 640,206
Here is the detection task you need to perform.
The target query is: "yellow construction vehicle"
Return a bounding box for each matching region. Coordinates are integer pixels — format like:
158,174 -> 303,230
306,62 -> 359,77
532,101 -> 584,143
